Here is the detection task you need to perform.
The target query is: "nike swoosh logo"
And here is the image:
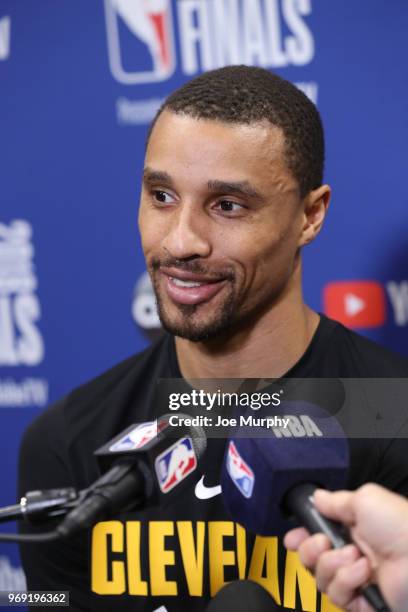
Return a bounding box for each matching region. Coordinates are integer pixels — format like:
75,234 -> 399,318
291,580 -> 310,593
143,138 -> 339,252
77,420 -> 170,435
195,476 -> 222,500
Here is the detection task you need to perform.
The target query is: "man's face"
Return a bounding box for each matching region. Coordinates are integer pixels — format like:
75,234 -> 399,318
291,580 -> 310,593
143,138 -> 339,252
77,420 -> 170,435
139,110 -> 308,342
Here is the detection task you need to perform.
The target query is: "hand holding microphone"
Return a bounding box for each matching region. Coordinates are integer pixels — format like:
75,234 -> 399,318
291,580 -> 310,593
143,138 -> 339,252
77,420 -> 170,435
221,401 -> 391,612
284,484 -> 408,612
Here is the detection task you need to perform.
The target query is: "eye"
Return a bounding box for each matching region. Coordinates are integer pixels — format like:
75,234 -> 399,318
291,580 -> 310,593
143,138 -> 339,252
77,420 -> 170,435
214,200 -> 246,214
151,190 -> 176,204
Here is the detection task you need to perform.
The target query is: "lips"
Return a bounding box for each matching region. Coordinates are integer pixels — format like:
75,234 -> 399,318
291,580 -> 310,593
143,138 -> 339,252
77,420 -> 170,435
160,268 -> 228,306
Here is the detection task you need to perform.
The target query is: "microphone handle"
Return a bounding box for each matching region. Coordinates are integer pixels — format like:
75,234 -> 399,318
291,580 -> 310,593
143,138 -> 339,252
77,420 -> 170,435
0,488 -> 79,524
285,483 -> 391,612
57,460 -> 145,538
0,503 -> 23,523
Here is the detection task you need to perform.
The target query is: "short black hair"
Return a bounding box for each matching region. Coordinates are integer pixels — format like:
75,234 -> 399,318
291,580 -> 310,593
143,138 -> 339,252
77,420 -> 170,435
150,65 -> 324,198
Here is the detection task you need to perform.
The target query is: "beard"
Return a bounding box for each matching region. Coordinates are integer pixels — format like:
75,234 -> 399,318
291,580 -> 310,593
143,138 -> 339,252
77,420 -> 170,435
149,257 -> 238,342
155,289 -> 238,342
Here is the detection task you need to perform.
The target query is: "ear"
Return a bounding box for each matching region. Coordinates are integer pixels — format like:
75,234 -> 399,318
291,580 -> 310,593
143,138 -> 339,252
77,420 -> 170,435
298,184 -> 331,247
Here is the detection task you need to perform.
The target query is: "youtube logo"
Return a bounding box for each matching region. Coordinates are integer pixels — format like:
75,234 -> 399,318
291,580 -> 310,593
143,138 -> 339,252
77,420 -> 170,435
323,281 -> 387,328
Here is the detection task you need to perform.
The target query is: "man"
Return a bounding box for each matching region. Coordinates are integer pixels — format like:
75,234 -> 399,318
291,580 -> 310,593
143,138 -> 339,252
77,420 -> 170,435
284,485 -> 408,612
19,66 -> 408,612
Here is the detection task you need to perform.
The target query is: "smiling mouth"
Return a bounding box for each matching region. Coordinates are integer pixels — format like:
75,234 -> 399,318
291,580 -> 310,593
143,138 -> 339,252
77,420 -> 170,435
160,268 -> 229,306
170,277 -> 208,288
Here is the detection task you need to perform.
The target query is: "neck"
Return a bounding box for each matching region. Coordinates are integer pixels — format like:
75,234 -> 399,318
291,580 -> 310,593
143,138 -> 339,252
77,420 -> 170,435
175,265 -> 319,379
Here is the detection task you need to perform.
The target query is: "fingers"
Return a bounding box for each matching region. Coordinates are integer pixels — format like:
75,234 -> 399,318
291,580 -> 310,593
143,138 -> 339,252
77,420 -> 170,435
283,527 -> 310,550
325,556 -> 371,609
314,545 -> 360,593
297,533 -> 333,568
313,489 -> 356,525
285,530 -> 348,572
283,518 -> 376,611
301,544 -> 372,611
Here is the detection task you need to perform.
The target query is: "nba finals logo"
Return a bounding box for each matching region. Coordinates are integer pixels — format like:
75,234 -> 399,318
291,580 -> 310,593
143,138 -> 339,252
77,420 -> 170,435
0,220 -> 44,367
0,16 -> 11,61
104,0 -> 175,84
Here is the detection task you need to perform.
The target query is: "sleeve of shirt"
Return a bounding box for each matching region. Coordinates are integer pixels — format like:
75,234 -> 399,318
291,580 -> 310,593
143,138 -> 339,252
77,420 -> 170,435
18,398 -> 91,611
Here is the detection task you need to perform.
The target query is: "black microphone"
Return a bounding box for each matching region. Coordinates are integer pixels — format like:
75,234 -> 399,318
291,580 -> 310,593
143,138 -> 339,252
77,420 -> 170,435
0,488 -> 79,524
56,413 -> 206,538
221,401 -> 390,612
206,580 -> 296,611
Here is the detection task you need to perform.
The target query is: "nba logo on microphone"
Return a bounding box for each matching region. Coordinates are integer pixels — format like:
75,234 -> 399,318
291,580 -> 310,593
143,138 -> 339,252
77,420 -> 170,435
155,437 -> 197,493
109,421 -> 159,452
226,441 -> 255,499
104,0 -> 176,84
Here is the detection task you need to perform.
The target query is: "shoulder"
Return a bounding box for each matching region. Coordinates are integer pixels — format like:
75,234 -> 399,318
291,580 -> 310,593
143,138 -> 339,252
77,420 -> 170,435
318,315 -> 408,377
19,333 -> 174,489
18,395 -> 72,494
65,332 -> 172,411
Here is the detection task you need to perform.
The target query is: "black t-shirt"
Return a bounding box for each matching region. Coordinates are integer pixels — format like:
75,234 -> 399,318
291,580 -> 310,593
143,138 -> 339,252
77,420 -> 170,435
18,315 -> 408,611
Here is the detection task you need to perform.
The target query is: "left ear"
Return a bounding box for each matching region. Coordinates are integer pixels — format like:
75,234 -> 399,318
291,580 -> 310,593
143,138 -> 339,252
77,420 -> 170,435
298,184 -> 331,247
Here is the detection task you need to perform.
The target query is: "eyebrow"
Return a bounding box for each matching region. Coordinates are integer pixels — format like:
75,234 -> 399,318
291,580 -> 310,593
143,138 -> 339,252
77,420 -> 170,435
143,168 -> 174,185
143,168 -> 264,201
207,179 -> 263,201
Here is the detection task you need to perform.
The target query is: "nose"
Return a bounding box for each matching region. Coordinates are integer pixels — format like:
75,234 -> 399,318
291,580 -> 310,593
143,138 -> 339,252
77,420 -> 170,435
162,203 -> 211,260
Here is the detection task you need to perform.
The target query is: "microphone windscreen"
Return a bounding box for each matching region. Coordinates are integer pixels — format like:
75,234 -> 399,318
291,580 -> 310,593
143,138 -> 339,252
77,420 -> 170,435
206,580 -> 287,611
221,401 -> 349,536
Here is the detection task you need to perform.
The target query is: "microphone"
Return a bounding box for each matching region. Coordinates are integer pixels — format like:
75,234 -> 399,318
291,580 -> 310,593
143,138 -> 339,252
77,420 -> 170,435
0,488 -> 79,524
56,413 -> 206,538
205,580 -> 292,611
221,401 -> 390,612
221,401 -> 348,536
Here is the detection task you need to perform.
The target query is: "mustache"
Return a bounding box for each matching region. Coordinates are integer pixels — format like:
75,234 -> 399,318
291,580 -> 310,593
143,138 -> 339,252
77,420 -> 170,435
150,257 -> 235,280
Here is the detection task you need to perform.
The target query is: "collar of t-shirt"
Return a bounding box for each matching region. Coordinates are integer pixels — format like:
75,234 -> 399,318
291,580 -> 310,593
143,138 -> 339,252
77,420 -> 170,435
163,314 -> 340,483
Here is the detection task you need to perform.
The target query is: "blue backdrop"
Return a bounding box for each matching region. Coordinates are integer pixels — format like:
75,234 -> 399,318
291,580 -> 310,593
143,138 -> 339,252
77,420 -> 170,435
1,0 -> 408,591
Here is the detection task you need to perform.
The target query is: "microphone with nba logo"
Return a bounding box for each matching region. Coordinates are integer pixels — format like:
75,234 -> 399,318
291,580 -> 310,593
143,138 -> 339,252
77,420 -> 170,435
221,401 -> 348,536
221,402 -> 390,612
55,413 -> 206,538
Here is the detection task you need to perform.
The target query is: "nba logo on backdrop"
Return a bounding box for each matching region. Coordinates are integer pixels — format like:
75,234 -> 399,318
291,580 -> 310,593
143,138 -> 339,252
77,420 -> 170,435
104,0 -> 175,84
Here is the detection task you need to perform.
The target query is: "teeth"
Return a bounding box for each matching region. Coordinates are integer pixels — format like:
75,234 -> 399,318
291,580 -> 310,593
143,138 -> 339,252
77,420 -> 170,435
171,277 -> 204,288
